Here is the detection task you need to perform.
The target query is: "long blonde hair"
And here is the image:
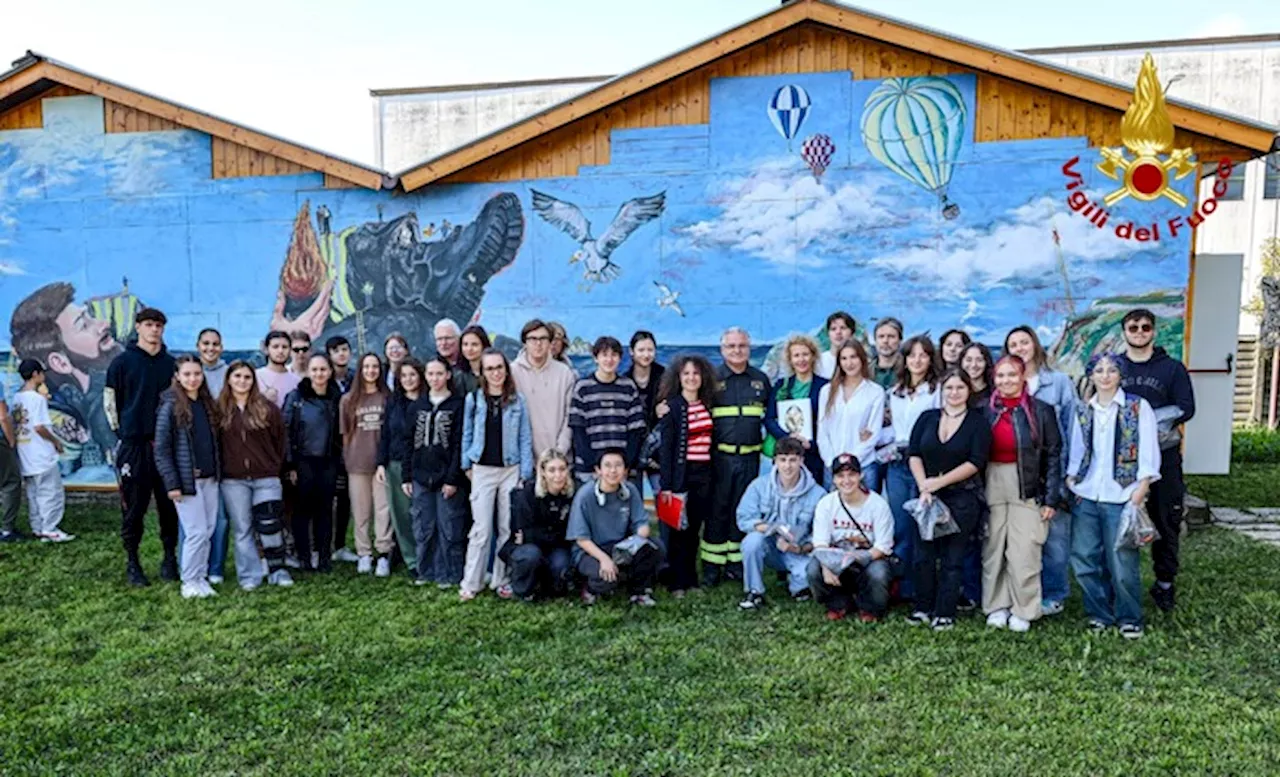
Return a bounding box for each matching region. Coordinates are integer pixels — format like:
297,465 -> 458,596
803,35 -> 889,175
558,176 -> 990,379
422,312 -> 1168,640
535,448 -> 575,499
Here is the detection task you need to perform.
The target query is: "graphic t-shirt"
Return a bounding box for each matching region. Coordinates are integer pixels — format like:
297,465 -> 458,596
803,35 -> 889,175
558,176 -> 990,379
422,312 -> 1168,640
341,392 -> 386,474
10,389 -> 60,475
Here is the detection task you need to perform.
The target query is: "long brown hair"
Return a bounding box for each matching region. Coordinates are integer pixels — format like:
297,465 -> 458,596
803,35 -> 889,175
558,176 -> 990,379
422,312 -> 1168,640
825,341 -> 872,418
218,359 -> 274,431
893,335 -> 941,397
343,352 -> 389,433
170,354 -> 218,429
479,348 -> 518,407
1003,325 -> 1048,370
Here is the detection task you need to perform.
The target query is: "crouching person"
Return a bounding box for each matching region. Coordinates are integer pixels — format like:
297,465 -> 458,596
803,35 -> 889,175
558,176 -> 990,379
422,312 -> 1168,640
807,453 -> 895,622
567,448 -> 663,606
502,449 -> 577,602
736,437 -> 826,610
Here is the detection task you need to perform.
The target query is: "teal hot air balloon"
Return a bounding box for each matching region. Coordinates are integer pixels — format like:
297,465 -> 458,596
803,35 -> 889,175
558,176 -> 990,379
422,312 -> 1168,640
860,77 -> 967,220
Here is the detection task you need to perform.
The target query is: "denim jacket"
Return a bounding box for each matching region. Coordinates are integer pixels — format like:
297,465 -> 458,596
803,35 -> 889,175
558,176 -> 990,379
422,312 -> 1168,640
1032,366 -> 1077,476
461,389 -> 534,481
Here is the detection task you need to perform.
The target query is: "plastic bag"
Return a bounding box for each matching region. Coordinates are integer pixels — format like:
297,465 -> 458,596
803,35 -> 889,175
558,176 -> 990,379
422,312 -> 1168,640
1116,501 -> 1160,551
904,496 -> 959,541
611,534 -> 658,567
813,546 -> 873,576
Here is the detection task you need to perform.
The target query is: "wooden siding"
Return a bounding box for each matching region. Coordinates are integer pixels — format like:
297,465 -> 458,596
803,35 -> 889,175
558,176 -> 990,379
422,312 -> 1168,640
440,23 -> 1259,184
0,85 -> 85,130
211,136 -> 311,179
104,98 -> 183,133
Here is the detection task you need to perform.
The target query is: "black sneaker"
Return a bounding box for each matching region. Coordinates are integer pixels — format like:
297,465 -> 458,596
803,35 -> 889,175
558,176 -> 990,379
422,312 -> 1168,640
739,592 -> 766,610
905,611 -> 931,626
126,557 -> 150,587
931,617 -> 955,632
1119,624 -> 1144,640
956,597 -> 977,614
701,567 -> 723,589
791,588 -> 812,603
159,554 -> 179,582
1150,583 -> 1176,612
0,530 -> 27,543
1087,619 -> 1110,633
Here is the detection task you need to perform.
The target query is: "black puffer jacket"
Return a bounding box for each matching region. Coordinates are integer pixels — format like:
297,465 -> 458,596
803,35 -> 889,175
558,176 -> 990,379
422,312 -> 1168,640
984,396 -> 1065,509
154,388 -> 222,496
283,378 -> 343,464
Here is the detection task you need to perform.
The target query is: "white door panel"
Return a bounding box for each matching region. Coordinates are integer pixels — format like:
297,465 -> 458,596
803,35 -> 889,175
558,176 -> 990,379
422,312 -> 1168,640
1184,253 -> 1244,475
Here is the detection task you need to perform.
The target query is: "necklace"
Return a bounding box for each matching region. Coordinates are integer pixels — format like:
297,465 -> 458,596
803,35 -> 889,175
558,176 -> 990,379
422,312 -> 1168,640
943,407 -> 967,419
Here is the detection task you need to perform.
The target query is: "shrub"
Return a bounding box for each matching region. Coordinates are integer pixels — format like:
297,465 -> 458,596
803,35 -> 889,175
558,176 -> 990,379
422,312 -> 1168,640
1232,426 -> 1280,463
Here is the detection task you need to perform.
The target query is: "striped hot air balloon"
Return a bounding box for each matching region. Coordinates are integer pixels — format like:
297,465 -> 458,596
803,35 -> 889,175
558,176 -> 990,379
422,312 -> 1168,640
768,84 -> 811,149
860,77 -> 968,219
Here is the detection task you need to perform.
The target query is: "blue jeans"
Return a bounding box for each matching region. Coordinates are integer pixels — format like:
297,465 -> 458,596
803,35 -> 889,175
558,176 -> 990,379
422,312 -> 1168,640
1041,505 -> 1073,605
177,492 -> 228,577
508,544 -> 573,598
741,530 -> 811,596
412,487 -> 468,584
961,501 -> 987,603
1070,498 -> 1143,627
884,460 -> 919,599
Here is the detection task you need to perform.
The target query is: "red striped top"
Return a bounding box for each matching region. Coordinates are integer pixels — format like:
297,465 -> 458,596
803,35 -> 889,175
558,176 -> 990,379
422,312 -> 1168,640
687,401 -> 713,462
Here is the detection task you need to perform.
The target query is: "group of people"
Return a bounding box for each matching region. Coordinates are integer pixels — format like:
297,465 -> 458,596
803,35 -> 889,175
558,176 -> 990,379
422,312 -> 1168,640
0,304 -> 1195,637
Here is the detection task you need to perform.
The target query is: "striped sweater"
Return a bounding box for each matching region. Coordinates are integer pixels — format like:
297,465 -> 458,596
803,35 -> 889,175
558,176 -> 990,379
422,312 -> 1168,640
568,373 -> 647,473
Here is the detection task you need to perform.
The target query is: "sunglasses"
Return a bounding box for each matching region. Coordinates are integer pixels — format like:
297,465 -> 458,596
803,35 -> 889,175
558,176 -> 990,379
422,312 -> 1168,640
291,346 -> 310,353
1125,323 -> 1154,333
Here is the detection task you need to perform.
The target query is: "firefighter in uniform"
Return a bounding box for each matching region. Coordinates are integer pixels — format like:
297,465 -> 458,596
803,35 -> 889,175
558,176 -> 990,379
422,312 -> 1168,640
703,327 -> 770,587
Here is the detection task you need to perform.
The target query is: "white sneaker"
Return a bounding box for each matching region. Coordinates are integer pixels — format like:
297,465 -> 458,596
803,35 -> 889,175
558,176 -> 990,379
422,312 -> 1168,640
268,569 -> 295,587
1008,615 -> 1031,633
198,581 -> 218,598
40,530 -> 76,543
375,557 -> 391,578
181,583 -> 203,599
333,548 -> 361,563
357,555 -> 373,574
310,551 -> 320,568
240,578 -> 262,592
208,575 -> 224,586
986,609 -> 1011,629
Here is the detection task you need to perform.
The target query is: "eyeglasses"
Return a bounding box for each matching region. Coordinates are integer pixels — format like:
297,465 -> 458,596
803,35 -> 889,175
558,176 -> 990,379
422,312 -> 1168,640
525,335 -> 551,343
482,365 -> 506,373
1126,323 -> 1154,333
291,346 -> 309,353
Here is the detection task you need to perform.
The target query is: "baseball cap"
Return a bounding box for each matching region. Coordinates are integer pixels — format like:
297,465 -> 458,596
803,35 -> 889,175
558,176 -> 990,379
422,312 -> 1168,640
831,453 -> 862,475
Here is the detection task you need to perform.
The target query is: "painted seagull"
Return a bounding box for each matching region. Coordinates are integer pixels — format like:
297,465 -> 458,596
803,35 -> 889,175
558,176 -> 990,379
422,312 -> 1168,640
531,189 -> 666,287
654,281 -> 684,317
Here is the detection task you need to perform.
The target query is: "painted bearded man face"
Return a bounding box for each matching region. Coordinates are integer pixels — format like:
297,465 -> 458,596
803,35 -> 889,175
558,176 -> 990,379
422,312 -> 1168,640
53,301 -> 121,373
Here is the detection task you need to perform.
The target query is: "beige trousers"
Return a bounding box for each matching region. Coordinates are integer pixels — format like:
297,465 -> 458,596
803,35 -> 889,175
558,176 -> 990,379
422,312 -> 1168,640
462,463 -> 520,595
348,472 -> 393,557
983,463 -> 1049,622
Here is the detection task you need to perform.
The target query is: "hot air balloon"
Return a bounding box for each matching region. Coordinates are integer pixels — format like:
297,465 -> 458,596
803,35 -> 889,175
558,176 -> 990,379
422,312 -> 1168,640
860,77 -> 967,220
800,133 -> 835,181
768,84 -> 810,148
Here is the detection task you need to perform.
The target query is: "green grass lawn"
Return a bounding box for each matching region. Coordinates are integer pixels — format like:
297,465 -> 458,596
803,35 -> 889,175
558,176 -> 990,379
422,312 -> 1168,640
1187,462 -> 1280,509
2,505 -> 1279,776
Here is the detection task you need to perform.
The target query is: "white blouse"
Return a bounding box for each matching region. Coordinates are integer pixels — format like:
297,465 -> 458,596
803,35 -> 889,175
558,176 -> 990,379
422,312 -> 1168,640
817,378 -> 886,467
1067,389 -> 1162,504
881,382 -> 941,448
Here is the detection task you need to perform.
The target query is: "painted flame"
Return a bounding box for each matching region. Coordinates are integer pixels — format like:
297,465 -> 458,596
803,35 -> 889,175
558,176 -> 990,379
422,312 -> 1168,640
281,200 -> 326,301
1120,54 -> 1175,157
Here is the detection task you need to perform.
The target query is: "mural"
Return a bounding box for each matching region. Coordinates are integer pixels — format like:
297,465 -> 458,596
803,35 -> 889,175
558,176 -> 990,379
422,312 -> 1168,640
1,71 -> 1196,484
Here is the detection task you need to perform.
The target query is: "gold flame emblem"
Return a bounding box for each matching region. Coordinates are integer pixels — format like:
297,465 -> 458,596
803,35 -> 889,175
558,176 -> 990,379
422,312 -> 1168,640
1096,54 -> 1196,207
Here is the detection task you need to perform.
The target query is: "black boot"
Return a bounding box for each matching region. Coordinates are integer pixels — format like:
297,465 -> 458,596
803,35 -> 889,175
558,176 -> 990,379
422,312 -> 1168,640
126,553 -> 150,587
159,549 -> 179,582
701,564 -> 722,589
725,561 -> 744,582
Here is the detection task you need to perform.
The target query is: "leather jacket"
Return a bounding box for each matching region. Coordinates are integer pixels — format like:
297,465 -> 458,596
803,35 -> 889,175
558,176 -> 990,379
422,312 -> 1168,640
985,396 -> 1065,509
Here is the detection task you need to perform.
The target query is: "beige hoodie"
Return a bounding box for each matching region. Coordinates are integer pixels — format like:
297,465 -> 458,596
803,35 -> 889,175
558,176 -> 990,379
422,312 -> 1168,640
511,349 -> 575,458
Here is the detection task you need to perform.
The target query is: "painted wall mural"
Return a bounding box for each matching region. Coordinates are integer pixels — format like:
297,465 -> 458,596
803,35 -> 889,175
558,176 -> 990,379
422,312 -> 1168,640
1,71 -> 1195,484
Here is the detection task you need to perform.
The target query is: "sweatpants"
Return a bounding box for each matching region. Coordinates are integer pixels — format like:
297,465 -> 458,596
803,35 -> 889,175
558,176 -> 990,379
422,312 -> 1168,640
386,461 -> 417,573
221,477 -> 284,586
1148,446 -> 1185,585
0,441 -> 19,534
508,544 -> 573,598
293,456 -> 338,568
24,466 -> 66,535
576,539 -> 663,596
983,463 -> 1049,622
176,478 -> 219,585
116,438 -> 179,557
348,471 -> 393,557
913,488 -> 982,619
462,463 -> 519,594
660,461 -> 711,592
807,556 -> 892,617
412,487 -> 468,584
